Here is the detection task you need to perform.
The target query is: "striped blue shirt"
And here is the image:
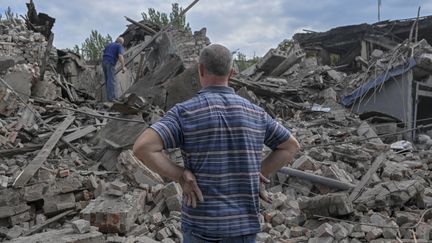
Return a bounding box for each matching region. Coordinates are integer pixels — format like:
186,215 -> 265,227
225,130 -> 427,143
151,86 -> 290,237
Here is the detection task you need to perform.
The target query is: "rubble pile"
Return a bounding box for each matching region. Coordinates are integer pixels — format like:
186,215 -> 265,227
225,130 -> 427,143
1,2 -> 432,243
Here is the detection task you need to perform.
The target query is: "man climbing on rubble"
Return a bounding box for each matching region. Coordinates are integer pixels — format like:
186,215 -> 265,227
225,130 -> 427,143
102,37 -> 126,102
133,44 -> 299,242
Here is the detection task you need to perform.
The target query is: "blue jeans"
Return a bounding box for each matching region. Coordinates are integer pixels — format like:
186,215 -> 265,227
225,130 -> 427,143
183,230 -> 256,243
102,62 -> 116,102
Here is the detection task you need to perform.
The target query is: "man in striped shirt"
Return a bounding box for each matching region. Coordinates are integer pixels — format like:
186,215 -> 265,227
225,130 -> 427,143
133,44 -> 299,242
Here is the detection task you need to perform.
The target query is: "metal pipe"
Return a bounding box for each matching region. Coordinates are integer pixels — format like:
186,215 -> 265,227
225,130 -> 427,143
278,167 -> 356,191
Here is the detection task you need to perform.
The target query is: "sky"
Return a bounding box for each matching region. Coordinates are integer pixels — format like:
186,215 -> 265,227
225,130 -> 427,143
1,0 -> 432,57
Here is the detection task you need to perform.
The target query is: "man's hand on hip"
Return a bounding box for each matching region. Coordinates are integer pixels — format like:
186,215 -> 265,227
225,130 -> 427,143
179,169 -> 204,208
259,173 -> 272,203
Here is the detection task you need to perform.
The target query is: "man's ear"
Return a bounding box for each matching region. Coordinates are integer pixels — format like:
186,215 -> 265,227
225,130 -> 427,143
227,68 -> 235,79
198,63 -> 205,77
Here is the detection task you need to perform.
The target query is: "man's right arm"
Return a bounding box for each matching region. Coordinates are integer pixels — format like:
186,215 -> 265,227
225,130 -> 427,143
261,136 -> 300,177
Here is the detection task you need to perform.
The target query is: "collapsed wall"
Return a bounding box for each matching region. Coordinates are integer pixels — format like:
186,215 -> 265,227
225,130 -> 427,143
2,3 -> 432,243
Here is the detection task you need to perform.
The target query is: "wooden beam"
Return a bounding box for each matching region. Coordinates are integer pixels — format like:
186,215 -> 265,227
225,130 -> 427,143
13,115 -> 75,188
0,144 -> 43,157
39,33 -> 54,81
135,53 -> 145,82
22,210 -> 74,236
349,152 -> 388,202
124,16 -> 157,35
63,125 -> 97,143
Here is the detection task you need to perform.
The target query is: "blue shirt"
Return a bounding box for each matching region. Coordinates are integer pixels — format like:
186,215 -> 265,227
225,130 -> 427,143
151,86 -> 291,237
102,42 -> 125,65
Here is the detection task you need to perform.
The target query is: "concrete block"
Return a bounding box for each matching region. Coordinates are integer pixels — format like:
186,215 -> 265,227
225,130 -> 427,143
0,56 -> 18,72
292,155 -> 316,171
55,173 -> 84,194
80,189 -> 146,234
416,222 -> 432,240
314,222 -> 333,237
72,219 -> 90,234
166,195 -> 182,212
290,226 -> 309,238
43,193 -> 76,215
8,210 -> 31,226
270,48 -> 305,76
133,236 -> 159,243
271,212 -> 285,226
162,182 -> 182,198
6,225 -> 24,239
320,87 -> 338,102
327,69 -> 343,82
298,193 -> 353,217
365,228 -> 383,241
3,71 -> 32,100
308,236 -> 334,243
8,227 -> 104,243
269,228 -> 281,237
32,81 -> 60,101
257,49 -> 287,75
0,204 -> 30,219
106,188 -> 124,197
161,238 -> 176,243
256,232 -> 271,242
156,227 -> 172,241
58,169 -> 70,178
150,212 -> 164,224
110,180 -> 127,193
333,223 -> 349,240
35,214 -> 46,225
117,150 -> 164,187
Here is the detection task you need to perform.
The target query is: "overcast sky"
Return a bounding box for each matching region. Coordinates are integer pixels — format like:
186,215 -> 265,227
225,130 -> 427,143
2,0 -> 432,57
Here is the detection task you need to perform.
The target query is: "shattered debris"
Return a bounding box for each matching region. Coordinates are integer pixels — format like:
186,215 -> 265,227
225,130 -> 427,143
1,1 -> 432,242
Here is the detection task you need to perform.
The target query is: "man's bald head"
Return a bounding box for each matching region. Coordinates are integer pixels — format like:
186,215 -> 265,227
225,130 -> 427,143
199,44 -> 233,77
116,37 -> 124,45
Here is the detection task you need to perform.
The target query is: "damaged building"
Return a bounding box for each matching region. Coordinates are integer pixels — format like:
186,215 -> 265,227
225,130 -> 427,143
1,1 -> 432,242
294,15 -> 432,141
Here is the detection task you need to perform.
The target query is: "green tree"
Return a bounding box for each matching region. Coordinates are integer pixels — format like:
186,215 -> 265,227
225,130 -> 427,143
141,3 -> 191,31
74,30 -> 112,61
4,6 -> 18,20
235,51 -> 261,72
278,39 -> 294,51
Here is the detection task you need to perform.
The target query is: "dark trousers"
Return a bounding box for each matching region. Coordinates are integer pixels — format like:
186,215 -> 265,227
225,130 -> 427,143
183,230 -> 257,243
102,62 -> 116,102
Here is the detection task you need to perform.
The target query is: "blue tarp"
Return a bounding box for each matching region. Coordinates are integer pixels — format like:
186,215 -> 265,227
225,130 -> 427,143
341,58 -> 416,107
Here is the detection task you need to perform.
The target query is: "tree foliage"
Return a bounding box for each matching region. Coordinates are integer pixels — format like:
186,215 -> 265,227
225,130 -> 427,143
141,3 -> 191,31
235,52 -> 261,72
73,30 -> 112,62
278,39 -> 294,51
2,6 -> 19,20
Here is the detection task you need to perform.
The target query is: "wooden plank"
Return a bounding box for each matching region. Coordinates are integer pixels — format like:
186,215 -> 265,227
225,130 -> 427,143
12,115 -> 75,188
39,33 -> 54,81
63,125 -> 97,143
135,53 -> 145,82
53,75 -> 75,102
124,16 -> 157,34
22,210 -> 74,236
0,144 -> 43,157
348,152 -> 388,202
